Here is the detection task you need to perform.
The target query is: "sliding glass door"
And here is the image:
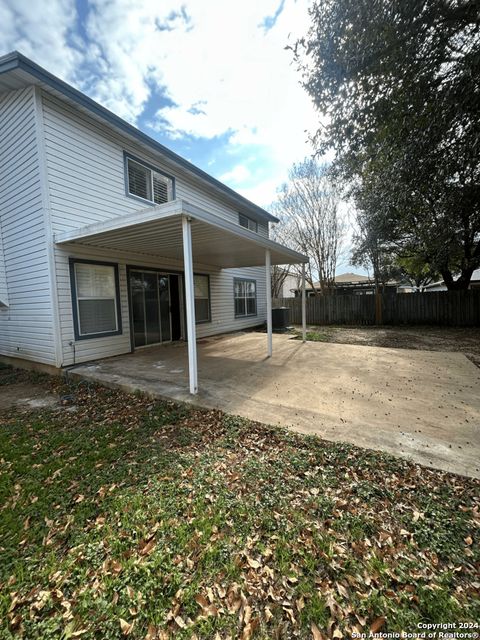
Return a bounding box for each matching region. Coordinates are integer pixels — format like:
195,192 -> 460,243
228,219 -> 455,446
130,270 -> 172,347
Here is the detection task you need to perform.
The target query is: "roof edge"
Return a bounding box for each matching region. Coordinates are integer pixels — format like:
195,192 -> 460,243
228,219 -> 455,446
0,51 -> 279,224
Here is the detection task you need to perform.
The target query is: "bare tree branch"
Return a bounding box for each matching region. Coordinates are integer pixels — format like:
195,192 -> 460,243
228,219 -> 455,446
271,160 -> 348,295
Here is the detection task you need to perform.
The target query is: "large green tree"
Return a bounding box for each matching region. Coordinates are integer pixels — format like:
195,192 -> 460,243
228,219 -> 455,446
294,0 -> 480,289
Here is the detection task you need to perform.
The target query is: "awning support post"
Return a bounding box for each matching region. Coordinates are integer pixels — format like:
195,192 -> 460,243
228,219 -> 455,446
266,249 -> 272,357
301,262 -> 307,343
182,215 -> 198,394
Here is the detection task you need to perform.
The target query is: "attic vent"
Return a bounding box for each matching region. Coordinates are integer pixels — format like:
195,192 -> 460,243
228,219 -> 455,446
126,156 -> 174,205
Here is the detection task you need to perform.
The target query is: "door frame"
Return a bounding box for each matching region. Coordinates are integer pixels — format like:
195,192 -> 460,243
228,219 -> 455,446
126,265 -> 183,351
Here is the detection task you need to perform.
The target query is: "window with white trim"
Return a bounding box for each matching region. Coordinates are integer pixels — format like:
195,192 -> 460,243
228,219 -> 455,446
234,279 -> 257,317
126,156 -> 174,205
239,213 -> 258,233
71,262 -> 121,338
194,274 -> 210,323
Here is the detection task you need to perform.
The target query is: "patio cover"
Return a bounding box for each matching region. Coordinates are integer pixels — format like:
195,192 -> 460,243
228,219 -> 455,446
55,199 -> 306,269
55,199 -> 308,394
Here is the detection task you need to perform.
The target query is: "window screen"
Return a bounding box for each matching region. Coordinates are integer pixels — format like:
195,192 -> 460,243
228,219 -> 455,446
234,279 -> 257,317
194,274 -> 210,323
73,263 -> 119,337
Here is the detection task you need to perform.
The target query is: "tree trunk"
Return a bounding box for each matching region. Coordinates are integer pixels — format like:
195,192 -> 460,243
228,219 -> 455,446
441,268 -> 474,290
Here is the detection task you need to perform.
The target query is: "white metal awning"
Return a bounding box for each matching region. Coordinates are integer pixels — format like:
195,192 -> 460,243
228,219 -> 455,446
55,200 -> 308,395
54,199 -> 307,268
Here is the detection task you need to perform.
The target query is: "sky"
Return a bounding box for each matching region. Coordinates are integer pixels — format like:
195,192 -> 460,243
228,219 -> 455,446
0,0 -> 357,272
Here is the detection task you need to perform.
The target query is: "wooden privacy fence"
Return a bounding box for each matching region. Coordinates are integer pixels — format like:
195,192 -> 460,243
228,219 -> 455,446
273,291 -> 480,327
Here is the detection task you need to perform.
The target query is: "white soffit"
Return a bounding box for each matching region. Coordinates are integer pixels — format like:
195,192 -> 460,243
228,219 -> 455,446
55,200 -> 307,269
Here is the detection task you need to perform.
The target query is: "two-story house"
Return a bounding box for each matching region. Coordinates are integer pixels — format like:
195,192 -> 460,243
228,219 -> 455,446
0,52 -> 307,393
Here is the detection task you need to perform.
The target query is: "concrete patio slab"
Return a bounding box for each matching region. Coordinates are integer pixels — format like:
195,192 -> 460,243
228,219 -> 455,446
70,332 -> 480,478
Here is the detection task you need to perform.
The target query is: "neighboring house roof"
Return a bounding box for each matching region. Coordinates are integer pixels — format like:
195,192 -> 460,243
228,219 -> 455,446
301,272 -> 406,291
334,272 -> 372,284
305,273 -> 373,289
424,268 -> 480,290
0,50 -> 278,225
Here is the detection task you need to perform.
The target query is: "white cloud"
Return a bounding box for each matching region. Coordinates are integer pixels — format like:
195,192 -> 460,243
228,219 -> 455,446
151,0 -> 318,191
237,178 -> 283,210
1,0 -> 319,207
220,164 -> 251,185
0,0 -> 81,82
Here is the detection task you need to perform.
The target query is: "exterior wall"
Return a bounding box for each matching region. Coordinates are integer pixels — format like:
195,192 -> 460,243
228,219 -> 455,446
279,273 -> 300,298
0,87 -> 56,365
424,271 -> 480,292
41,92 -> 269,237
0,215 -> 8,306
39,90 -> 268,366
57,243 -> 266,366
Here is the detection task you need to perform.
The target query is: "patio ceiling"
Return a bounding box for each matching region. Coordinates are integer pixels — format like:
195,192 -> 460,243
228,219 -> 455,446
54,199 -> 308,269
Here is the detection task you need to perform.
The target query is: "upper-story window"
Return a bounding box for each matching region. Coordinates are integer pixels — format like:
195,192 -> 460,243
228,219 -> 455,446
239,213 -> 258,233
125,154 -> 174,205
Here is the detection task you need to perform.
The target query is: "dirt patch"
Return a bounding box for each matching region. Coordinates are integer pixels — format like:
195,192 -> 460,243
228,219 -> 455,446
0,382 -> 59,411
0,365 -> 60,411
296,325 -> 480,367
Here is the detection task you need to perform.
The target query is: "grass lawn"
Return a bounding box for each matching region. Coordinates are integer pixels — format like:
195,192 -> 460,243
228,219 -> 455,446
0,368 -> 479,639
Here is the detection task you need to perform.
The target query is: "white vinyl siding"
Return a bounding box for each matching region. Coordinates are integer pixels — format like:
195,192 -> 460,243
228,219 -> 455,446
38,88 -> 267,365
41,92 -> 269,237
55,243 -> 266,366
0,87 -> 55,365
0,87 -> 268,368
0,84 -> 271,370
0,216 -> 8,306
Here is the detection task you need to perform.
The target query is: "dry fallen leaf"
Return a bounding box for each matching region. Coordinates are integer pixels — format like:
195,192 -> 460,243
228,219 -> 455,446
174,616 -> 186,629
246,556 -> 261,569
140,538 -> 157,556
370,616 -> 386,633
194,593 -> 218,618
111,560 -> 123,574
119,618 -> 134,636
311,622 -> 326,640
195,594 -> 209,609
336,582 -> 349,599
144,623 -> 157,640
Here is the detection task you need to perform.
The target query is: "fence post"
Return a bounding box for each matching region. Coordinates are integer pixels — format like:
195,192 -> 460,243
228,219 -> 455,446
375,290 -> 383,325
